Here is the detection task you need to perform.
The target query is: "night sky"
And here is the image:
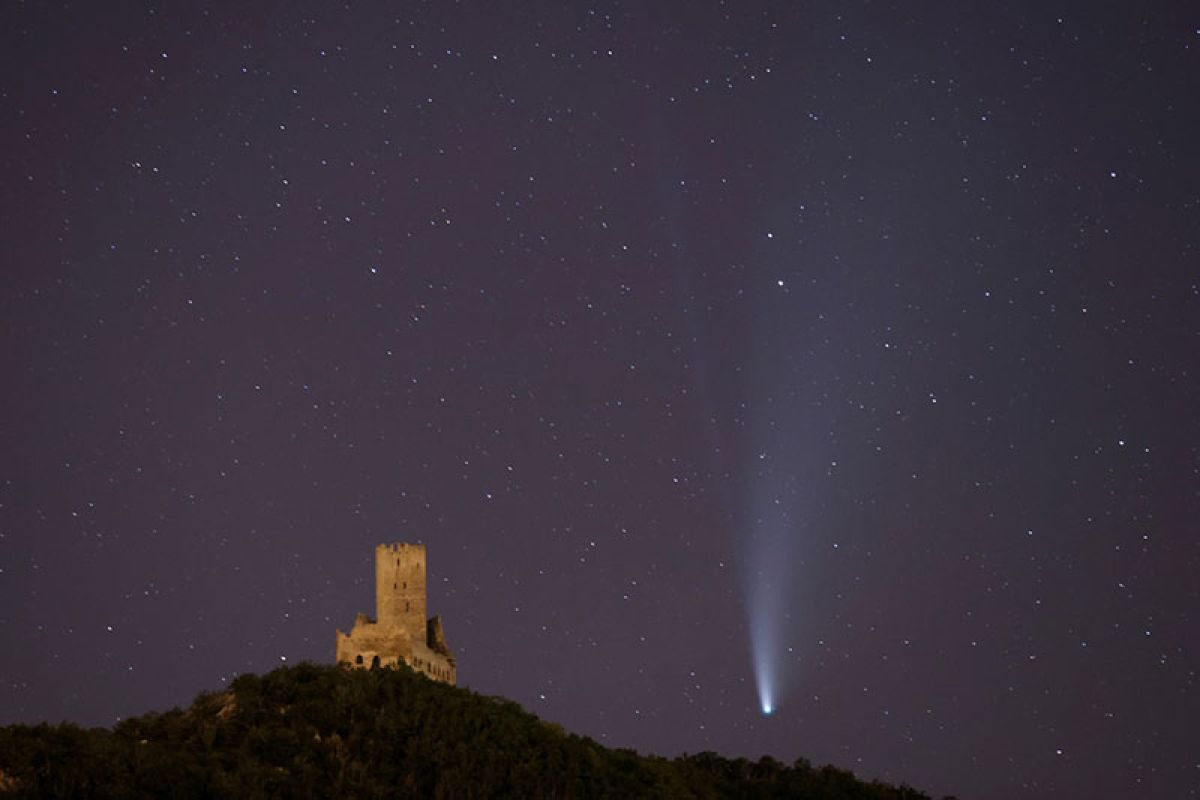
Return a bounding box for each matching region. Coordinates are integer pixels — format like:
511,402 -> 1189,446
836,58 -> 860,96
2,2 -> 1198,798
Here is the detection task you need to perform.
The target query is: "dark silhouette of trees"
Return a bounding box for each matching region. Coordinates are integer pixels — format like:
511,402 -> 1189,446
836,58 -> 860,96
0,663 -> 944,799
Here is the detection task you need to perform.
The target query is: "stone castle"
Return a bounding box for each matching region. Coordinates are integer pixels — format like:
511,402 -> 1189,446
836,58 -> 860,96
335,542 -> 457,685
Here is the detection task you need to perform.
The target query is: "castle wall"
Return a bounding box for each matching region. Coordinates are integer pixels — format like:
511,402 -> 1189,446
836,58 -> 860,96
408,639 -> 456,684
336,541 -> 455,685
335,620 -> 455,681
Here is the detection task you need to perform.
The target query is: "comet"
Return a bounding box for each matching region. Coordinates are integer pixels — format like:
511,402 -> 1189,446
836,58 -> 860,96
742,463 -> 801,718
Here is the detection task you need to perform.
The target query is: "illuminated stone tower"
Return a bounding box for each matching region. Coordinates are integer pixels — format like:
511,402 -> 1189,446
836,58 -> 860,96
376,542 -> 427,639
335,542 -> 456,684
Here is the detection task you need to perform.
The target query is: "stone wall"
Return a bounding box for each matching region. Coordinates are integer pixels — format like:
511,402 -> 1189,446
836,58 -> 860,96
375,542 -> 427,642
336,541 -> 456,685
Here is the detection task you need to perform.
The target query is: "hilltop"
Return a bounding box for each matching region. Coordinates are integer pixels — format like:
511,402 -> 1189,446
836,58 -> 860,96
0,663 -> 945,798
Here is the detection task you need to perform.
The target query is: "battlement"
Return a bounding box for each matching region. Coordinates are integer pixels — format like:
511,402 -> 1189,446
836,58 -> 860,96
336,542 -> 456,685
377,542 -> 423,557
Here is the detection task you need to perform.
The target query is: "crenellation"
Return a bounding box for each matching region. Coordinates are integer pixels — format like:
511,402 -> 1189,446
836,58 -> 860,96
336,542 -> 456,685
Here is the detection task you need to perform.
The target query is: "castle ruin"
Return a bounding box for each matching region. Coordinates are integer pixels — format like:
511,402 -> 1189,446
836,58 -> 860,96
335,542 -> 457,685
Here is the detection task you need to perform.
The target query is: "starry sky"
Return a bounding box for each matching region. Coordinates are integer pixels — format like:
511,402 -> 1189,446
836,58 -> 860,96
2,2 -> 1197,798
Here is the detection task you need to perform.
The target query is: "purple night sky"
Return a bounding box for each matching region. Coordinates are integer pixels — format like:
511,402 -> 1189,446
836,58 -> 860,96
2,3 -> 1197,798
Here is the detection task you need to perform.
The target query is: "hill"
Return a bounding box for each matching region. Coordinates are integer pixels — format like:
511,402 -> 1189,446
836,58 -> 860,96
0,663 -> 945,798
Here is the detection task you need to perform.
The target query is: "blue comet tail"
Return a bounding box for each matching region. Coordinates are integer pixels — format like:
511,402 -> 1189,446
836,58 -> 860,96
742,469 -> 805,718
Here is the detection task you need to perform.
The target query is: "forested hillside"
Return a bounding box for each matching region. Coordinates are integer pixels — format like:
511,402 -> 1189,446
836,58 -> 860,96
0,663 -> 945,799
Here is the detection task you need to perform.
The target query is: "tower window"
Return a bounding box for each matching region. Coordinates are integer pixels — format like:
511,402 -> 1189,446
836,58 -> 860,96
355,655 -> 363,665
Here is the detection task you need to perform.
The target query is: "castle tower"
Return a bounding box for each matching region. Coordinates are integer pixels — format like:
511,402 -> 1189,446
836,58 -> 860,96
336,541 -> 456,685
376,542 -> 427,640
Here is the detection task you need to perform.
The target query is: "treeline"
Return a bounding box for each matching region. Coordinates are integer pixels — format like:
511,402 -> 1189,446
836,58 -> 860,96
0,663 -> 945,799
